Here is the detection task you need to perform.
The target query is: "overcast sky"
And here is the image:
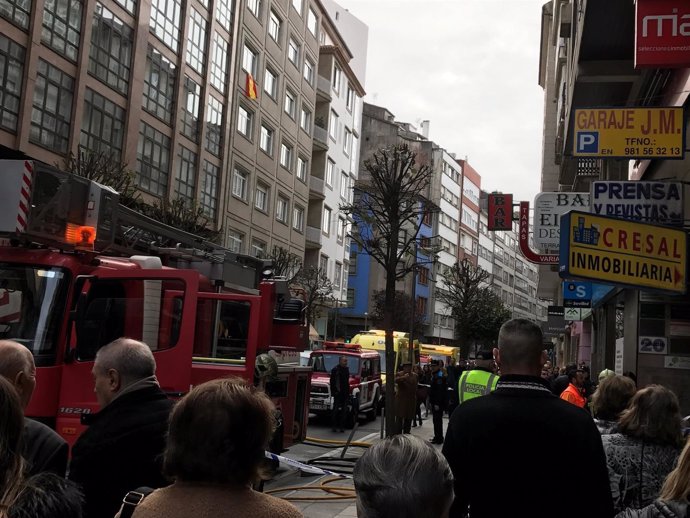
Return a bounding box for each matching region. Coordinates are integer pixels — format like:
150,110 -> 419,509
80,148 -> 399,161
335,0 -> 547,203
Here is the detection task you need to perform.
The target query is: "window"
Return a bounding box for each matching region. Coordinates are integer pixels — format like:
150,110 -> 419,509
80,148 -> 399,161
42,0 -> 82,61
462,207 -> 479,232
232,167 -> 248,200
30,59 -> 74,154
347,288 -> 354,307
303,58 -> 314,84
319,254 -> 328,274
297,156 -> 307,182
463,179 -> 480,206
293,205 -> 304,232
280,142 -> 293,170
264,67 -> 277,98
260,124 -> 273,154
332,64 -> 341,93
175,146 -> 196,203
137,122 -> 171,197
326,159 -> 335,187
114,0 -> 135,14
1,0 -> 31,28
255,182 -> 269,212
291,0 -> 301,15
349,249 -> 357,274
268,10 -> 281,42
300,106 -> 311,132
242,43 -> 257,77
329,110 -> 338,141
336,217 -> 345,242
89,4 -> 133,95
143,45 -> 176,123
416,296 -> 428,318
276,195 -> 289,223
180,76 -> 201,142
228,230 -> 244,253
210,33 -> 228,93
186,9 -> 207,74
150,0 -> 182,51
334,262 -> 342,288
418,266 -> 429,285
237,105 -> 253,138
346,84 -> 354,111
340,173 -> 349,199
307,7 -> 317,36
215,0 -> 231,31
247,0 -> 260,17
200,160 -> 219,219
322,206 -> 331,234
206,96 -> 223,156
343,127 -> 352,156
0,36 -> 26,132
288,37 -> 299,66
251,239 -> 266,258
284,89 -> 296,118
80,88 -> 126,161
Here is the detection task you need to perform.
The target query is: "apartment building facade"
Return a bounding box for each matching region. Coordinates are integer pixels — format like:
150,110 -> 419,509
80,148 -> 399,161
303,3 -> 365,337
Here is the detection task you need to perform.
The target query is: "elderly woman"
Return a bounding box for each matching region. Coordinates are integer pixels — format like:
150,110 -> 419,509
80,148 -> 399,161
591,374 -> 636,434
116,377 -> 301,518
354,434 -> 454,518
602,385 -> 684,514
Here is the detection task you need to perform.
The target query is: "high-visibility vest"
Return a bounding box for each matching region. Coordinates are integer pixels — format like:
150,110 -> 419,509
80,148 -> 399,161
458,369 -> 498,404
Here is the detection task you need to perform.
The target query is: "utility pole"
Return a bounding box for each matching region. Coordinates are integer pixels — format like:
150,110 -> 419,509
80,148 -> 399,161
409,238 -> 418,363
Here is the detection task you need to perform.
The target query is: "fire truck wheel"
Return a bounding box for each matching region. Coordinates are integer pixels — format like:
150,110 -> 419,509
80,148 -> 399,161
292,420 -> 301,440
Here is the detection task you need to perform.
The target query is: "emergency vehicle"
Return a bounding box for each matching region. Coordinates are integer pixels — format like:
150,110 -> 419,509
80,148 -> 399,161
350,329 -> 420,382
0,160 -> 312,447
308,342 -> 382,427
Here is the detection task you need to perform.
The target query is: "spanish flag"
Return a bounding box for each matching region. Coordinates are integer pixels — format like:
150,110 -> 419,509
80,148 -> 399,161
246,73 -> 258,99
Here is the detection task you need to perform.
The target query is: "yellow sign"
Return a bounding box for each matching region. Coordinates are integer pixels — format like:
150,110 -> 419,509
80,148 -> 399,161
572,107 -> 684,158
560,211 -> 687,293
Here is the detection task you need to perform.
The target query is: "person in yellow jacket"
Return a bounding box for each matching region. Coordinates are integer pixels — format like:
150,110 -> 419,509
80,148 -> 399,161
457,350 -> 498,404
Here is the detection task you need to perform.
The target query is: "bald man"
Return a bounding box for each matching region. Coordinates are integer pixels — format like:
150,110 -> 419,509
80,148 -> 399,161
0,340 -> 68,477
441,319 -> 613,518
69,338 -> 173,518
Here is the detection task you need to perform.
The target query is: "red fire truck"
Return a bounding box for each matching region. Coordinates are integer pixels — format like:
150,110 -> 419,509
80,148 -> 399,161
0,160 -> 312,447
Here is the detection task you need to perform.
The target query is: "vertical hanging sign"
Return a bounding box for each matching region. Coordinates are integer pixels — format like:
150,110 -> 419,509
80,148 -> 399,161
487,193 -> 513,231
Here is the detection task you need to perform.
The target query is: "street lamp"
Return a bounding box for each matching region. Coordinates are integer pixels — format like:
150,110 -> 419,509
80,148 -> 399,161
364,312 -> 368,331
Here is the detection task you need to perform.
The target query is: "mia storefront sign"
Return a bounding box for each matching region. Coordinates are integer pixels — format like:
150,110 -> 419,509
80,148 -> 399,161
635,0 -> 690,68
572,108 -> 684,159
559,211 -> 687,293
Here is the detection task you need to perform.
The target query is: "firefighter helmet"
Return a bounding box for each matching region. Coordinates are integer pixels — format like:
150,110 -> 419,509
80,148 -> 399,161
255,353 -> 279,381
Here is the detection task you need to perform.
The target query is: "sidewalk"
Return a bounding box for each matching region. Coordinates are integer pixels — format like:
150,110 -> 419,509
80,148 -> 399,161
264,414 -> 446,518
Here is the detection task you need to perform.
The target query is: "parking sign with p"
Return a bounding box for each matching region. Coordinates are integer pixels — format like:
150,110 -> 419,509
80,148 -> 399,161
576,132 -> 599,154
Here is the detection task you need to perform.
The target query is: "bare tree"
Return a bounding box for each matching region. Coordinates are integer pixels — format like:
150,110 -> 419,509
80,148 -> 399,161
268,246 -> 303,284
436,259 -> 510,358
341,143 -> 434,436
370,290 -> 426,338
292,266 -> 334,327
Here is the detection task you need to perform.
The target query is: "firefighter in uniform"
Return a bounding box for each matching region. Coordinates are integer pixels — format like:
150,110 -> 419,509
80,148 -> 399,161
457,349 -> 498,404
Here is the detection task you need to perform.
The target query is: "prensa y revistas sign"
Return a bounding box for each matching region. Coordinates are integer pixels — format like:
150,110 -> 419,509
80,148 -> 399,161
559,211 -> 687,294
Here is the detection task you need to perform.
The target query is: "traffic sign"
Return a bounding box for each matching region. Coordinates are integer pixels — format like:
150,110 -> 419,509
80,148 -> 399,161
559,211 -> 687,293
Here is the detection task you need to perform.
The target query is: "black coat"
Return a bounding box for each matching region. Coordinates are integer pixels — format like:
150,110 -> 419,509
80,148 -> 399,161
615,500 -> 688,518
68,385 -> 173,518
22,418 -> 68,477
330,365 -> 350,402
442,375 -> 614,518
428,372 -> 449,409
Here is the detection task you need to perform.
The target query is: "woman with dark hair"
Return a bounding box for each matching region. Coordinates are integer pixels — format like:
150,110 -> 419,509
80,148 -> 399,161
115,377 -> 302,518
603,385 -> 684,514
592,375 -> 636,434
0,376 -> 25,517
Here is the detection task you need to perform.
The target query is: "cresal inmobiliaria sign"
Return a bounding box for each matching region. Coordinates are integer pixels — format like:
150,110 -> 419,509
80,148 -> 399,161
635,0 -> 690,68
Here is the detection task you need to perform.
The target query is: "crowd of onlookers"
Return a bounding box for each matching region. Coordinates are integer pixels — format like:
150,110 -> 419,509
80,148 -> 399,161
0,324 -> 689,518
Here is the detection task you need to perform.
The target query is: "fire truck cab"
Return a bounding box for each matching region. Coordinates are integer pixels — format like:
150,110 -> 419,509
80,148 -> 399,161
308,342 -> 382,427
0,160 -> 312,448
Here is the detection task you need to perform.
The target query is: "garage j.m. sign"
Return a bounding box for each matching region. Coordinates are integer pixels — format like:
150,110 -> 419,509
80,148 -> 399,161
559,211 -> 687,294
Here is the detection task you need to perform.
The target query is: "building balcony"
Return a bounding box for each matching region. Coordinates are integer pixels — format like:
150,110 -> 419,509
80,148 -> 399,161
309,175 -> 325,199
305,225 -> 322,249
313,125 -> 329,151
316,75 -> 332,102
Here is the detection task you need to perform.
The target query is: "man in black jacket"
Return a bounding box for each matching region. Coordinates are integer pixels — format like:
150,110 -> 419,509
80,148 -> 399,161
69,338 -> 173,518
330,355 -> 350,432
428,360 -> 448,444
0,340 -> 68,477
442,319 -> 614,518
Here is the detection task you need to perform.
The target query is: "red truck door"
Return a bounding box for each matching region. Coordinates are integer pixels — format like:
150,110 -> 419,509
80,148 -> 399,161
56,269 -> 199,446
